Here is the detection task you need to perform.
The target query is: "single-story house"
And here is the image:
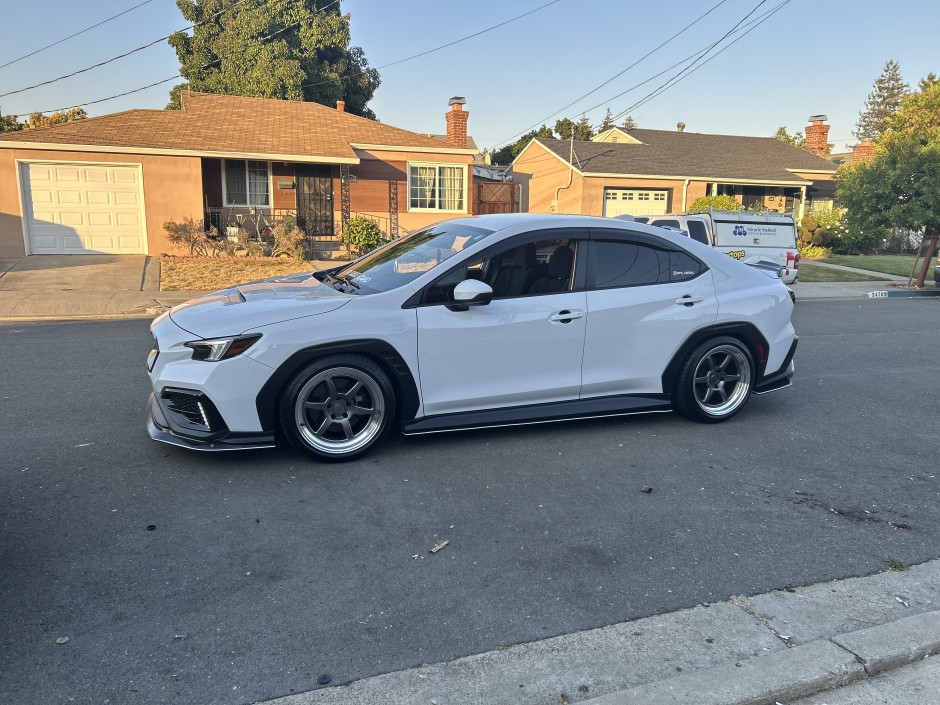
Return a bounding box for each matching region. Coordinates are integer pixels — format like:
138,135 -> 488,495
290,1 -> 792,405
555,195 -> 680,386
0,91 -> 477,257
511,119 -> 839,220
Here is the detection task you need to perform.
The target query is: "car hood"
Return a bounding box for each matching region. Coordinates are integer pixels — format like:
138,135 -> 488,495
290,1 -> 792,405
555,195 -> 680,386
168,272 -> 353,337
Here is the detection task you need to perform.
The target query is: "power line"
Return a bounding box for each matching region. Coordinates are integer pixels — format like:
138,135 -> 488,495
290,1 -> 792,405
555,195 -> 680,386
494,0 -> 729,147
376,0 -> 563,70
610,0 -> 784,123
11,0 -> 342,117
0,0 -> 255,99
0,0 -> 154,72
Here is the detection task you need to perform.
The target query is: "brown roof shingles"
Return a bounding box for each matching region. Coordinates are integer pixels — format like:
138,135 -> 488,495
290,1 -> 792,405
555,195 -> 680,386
534,129 -> 838,182
0,91 -> 460,160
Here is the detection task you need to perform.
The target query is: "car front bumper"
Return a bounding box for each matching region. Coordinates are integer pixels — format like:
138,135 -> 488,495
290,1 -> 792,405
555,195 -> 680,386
147,392 -> 276,452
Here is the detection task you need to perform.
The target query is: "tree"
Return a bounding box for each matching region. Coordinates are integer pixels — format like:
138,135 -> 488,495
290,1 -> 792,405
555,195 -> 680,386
489,125 -> 553,165
918,72 -> 939,93
0,113 -> 23,133
854,59 -> 909,141
573,114 -> 593,141
621,115 -> 636,130
167,0 -> 380,118
772,126 -> 804,148
598,108 -> 614,133
25,108 -> 87,129
837,82 -> 940,283
554,117 -> 575,140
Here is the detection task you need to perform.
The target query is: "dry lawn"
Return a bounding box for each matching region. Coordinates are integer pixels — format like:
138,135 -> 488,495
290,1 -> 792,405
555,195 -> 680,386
160,257 -> 318,292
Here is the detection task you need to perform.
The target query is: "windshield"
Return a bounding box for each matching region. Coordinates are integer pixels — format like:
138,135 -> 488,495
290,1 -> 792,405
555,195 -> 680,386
332,222 -> 494,294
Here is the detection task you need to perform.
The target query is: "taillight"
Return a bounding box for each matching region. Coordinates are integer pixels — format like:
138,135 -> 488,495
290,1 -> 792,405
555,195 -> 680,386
786,251 -> 799,270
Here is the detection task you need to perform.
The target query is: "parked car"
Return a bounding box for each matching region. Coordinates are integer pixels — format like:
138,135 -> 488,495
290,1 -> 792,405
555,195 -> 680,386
147,214 -> 798,462
647,209 -> 800,285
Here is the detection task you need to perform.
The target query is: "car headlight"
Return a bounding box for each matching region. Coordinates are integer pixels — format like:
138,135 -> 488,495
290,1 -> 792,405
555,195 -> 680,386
184,334 -> 262,362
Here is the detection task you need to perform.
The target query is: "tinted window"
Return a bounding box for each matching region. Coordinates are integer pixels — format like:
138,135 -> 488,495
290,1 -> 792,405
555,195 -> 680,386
687,220 -> 709,245
669,251 -> 704,281
653,219 -> 681,228
593,241 -> 669,288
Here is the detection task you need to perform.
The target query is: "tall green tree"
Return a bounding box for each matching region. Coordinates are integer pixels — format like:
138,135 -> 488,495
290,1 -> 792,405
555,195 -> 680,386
772,126 -> 804,148
918,72 -> 939,93
573,114 -> 593,141
837,82 -> 940,282
854,59 -> 909,141
167,0 -> 380,118
554,117 -> 575,140
621,115 -> 636,130
598,108 -> 614,132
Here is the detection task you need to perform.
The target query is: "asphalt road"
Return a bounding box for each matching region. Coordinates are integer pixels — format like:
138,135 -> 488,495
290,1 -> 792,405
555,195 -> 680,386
1,299 -> 938,705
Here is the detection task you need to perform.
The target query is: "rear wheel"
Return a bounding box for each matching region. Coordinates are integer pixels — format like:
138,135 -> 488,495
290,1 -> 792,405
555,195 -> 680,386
673,337 -> 754,423
279,355 -> 395,462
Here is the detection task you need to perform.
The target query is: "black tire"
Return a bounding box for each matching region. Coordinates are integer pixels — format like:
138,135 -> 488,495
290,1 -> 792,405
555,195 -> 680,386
278,354 -> 395,462
673,337 -> 754,423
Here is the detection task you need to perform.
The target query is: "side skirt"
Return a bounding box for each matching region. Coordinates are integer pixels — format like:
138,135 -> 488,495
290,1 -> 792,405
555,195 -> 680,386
402,394 -> 672,436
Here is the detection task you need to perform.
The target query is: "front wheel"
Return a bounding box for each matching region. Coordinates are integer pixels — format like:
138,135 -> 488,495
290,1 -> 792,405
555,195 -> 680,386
673,337 -> 754,423
279,355 -> 395,462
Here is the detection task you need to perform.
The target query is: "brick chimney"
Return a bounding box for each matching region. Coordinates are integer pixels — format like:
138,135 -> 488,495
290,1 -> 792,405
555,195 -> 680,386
804,115 -> 830,157
445,96 -> 468,148
336,100 -> 345,112
852,141 -> 876,163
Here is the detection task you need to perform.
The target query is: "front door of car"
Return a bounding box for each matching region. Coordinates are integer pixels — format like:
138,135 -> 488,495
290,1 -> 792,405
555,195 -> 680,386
415,233 -> 588,417
580,233 -> 719,398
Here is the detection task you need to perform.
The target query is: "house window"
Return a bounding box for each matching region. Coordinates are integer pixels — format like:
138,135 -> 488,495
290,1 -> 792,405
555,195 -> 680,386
224,159 -> 270,207
409,163 -> 466,212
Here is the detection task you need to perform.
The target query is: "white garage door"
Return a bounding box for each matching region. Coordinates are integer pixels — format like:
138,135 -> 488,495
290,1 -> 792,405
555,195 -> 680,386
603,188 -> 669,218
21,162 -> 146,254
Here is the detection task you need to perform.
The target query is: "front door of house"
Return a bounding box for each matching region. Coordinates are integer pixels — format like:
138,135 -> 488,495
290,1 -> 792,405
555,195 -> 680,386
296,165 -> 334,237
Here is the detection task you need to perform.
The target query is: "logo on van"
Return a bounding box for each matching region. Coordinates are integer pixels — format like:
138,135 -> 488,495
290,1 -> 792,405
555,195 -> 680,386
733,225 -> 748,237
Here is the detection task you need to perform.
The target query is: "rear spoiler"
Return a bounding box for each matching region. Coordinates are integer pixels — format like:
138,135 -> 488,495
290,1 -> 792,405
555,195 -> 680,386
745,260 -> 784,278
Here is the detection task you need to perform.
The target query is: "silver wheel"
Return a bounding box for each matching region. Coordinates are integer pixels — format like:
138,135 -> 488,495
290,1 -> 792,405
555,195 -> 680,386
692,344 -> 752,417
293,366 -> 386,455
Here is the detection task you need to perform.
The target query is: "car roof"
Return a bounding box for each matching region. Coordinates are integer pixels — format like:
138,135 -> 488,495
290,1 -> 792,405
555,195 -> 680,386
446,212 -> 683,238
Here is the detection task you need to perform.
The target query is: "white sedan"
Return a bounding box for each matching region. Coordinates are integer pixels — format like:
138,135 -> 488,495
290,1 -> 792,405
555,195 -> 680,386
147,214 -> 797,461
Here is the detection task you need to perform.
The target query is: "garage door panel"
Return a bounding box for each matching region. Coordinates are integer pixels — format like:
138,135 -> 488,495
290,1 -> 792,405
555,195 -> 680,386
57,190 -> 83,205
112,170 -> 138,184
87,191 -> 112,205
22,162 -> 146,254
54,168 -> 81,182
114,192 -> 139,206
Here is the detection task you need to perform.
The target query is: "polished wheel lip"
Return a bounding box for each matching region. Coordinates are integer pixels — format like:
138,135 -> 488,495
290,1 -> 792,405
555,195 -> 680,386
294,366 -> 385,455
692,344 -> 752,416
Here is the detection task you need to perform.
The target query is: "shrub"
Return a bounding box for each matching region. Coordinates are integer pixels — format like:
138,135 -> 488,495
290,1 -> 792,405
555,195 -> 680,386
342,215 -> 384,255
266,215 -> 307,259
798,227 -> 813,244
689,195 -> 742,211
798,242 -> 831,259
800,215 -> 819,231
164,217 -> 223,257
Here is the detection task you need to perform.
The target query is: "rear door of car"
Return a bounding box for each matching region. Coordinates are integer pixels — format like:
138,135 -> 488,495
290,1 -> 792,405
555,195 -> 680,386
580,228 -> 718,398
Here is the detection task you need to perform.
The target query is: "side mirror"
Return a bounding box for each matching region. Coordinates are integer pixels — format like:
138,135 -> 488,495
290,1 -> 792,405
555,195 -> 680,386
446,279 -> 493,311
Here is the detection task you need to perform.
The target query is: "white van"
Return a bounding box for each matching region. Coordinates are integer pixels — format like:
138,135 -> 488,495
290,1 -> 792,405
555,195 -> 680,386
647,209 -> 800,285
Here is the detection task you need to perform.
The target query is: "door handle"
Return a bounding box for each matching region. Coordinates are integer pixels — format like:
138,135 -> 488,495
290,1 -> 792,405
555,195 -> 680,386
549,309 -> 583,323
675,295 -> 703,307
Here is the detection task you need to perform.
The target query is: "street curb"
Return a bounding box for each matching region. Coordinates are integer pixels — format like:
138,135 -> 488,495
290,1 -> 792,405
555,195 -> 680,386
583,610 -> 940,705
831,611 -> 940,676
582,640 -> 863,705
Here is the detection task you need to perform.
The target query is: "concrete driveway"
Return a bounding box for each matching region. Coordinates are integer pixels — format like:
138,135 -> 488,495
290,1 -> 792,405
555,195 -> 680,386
0,255 -> 197,317
0,254 -> 157,292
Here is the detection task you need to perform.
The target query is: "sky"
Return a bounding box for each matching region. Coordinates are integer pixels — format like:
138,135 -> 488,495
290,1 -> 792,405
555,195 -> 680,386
1,0 -> 938,155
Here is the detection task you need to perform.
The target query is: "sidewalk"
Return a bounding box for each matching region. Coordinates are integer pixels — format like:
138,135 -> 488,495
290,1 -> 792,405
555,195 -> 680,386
258,560 -> 940,705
